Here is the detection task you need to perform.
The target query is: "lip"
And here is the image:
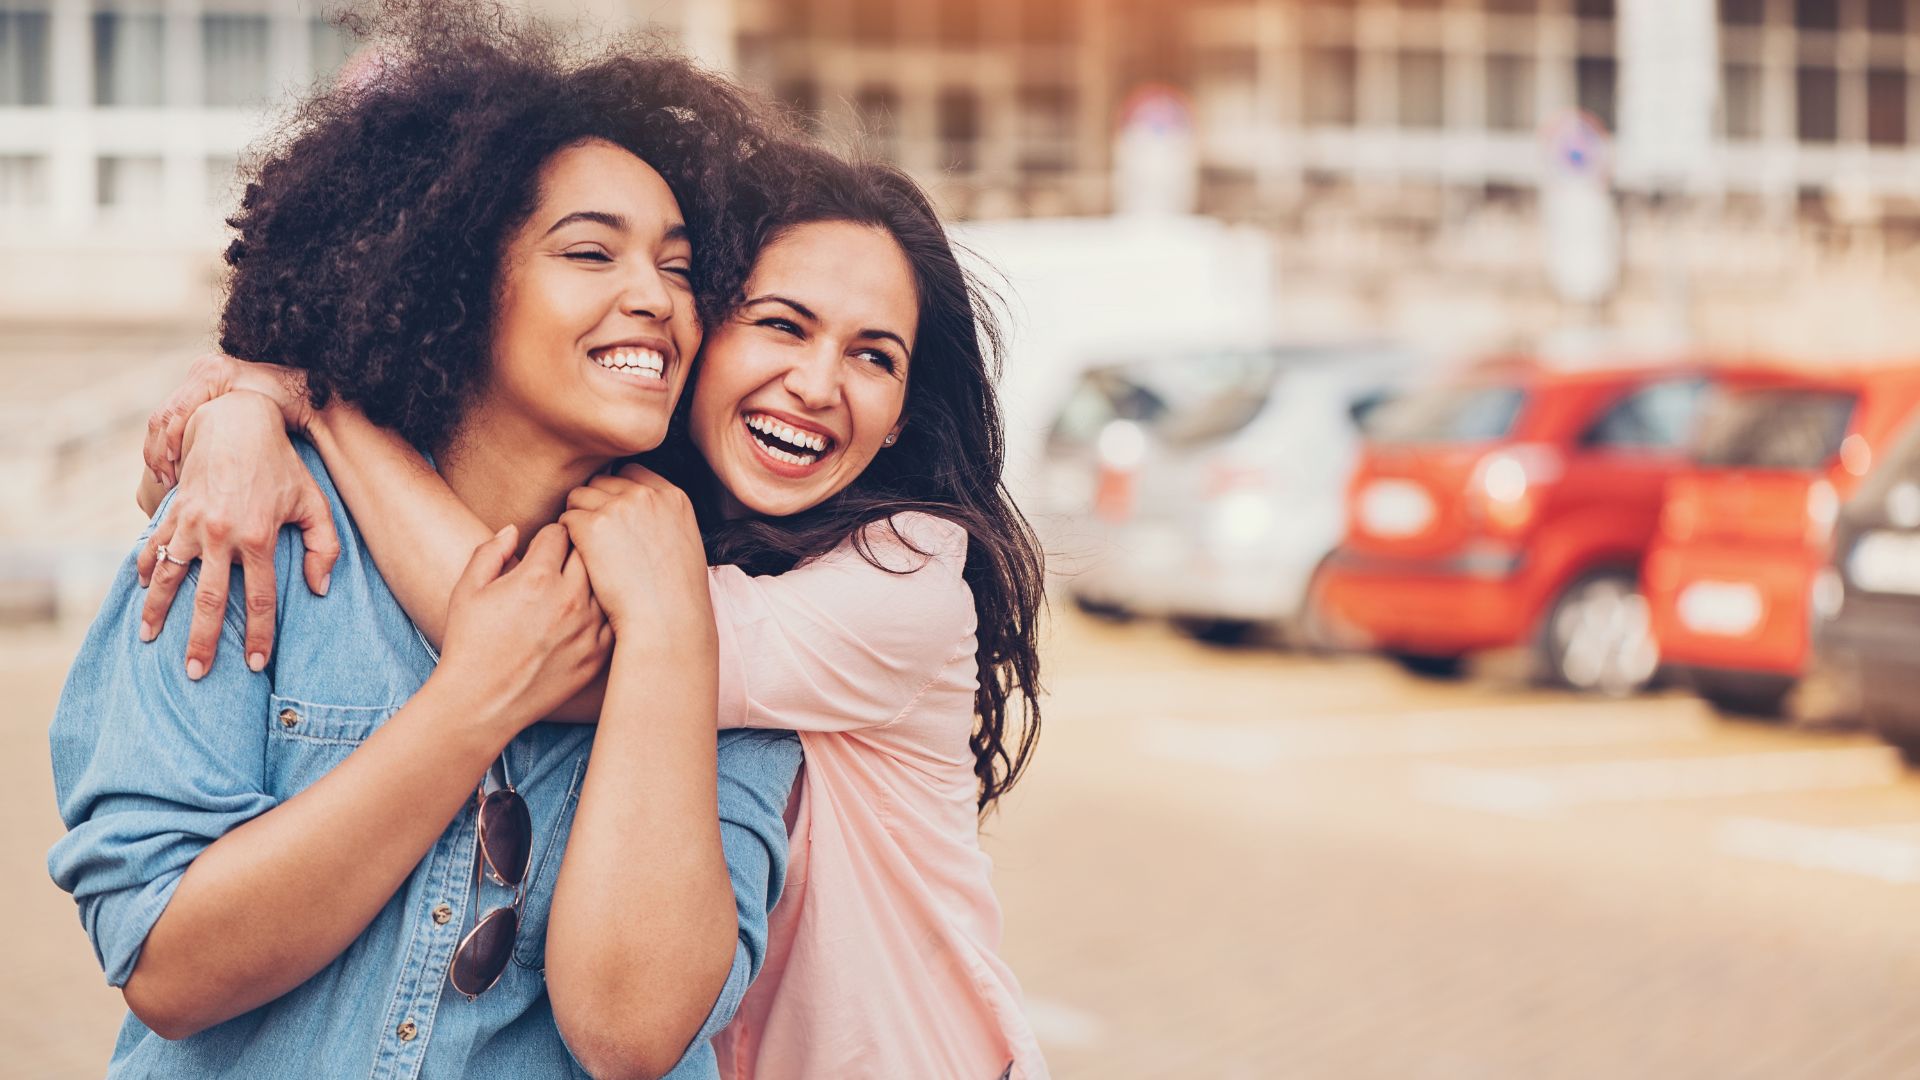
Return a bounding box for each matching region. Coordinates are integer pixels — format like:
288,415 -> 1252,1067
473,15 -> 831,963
588,334 -> 677,365
739,413 -> 833,479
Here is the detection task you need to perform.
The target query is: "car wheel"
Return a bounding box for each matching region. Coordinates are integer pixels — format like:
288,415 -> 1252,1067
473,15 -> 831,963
1537,569 -> 1660,697
1388,651 -> 1467,679
1859,673 -> 1920,761
1689,670 -> 1795,720
1069,592 -> 1134,623
1172,618 -> 1255,646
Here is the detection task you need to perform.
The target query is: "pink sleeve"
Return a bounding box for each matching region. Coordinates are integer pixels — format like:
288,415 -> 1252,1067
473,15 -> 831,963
706,512 -> 976,733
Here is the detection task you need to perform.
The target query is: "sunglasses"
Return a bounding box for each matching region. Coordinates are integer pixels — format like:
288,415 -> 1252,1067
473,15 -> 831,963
449,760 -> 532,1000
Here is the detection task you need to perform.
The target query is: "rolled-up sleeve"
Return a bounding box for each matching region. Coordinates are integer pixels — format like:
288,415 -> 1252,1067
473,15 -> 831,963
667,727 -> 801,1070
46,512 -> 282,988
707,512 -> 976,733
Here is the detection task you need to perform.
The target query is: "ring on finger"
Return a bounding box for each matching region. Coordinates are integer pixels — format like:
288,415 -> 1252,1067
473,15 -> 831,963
155,544 -> 194,567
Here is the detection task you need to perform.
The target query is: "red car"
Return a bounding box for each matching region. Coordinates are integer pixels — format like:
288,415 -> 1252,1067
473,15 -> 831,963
1320,357 -> 1719,693
1644,365 -> 1920,716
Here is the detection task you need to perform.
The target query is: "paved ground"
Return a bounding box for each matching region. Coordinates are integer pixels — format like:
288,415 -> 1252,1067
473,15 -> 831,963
10,611 -> 1920,1077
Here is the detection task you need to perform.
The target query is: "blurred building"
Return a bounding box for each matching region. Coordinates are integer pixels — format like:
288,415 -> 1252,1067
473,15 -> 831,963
8,0 -> 1920,346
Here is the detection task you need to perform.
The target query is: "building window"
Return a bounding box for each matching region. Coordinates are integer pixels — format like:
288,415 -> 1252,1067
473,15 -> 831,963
1797,66 -> 1839,142
93,7 -> 165,106
202,13 -> 270,106
1868,68 -> 1907,146
1722,63 -> 1763,139
1794,0 -> 1840,30
779,78 -> 819,128
0,154 -> 48,208
205,154 -> 239,210
97,154 -> 164,209
1720,0 -> 1764,25
853,85 -> 900,161
937,88 -> 980,171
1305,45 -> 1358,127
1867,0 -> 1906,32
1397,50 -> 1445,130
1018,84 -> 1075,172
1575,55 -> 1616,132
1485,54 -> 1533,133
0,6 -> 50,105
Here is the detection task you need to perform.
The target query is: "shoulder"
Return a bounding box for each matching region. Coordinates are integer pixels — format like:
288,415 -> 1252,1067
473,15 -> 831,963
847,511 -> 970,575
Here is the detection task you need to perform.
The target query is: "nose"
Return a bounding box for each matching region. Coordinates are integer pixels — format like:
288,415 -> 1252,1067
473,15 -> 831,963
618,263 -> 675,324
782,343 -> 842,410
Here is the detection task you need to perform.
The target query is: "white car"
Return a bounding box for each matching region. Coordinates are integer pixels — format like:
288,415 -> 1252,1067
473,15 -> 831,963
1034,344 -> 1417,643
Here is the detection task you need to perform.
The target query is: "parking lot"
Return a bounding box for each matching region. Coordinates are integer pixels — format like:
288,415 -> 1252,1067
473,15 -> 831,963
10,609 -> 1920,1077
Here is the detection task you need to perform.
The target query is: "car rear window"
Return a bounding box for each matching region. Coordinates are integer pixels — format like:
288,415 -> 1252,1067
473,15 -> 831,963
1692,388 -> 1858,470
1364,384 -> 1527,444
1049,352 -> 1290,449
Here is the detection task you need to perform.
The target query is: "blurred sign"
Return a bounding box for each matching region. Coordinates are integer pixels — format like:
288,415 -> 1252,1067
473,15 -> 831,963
1113,84 -> 1198,217
1540,110 -> 1620,306
1618,0 -> 1718,189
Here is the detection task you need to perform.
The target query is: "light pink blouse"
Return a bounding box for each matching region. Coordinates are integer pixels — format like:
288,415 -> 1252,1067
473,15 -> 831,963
705,512 -> 1047,1080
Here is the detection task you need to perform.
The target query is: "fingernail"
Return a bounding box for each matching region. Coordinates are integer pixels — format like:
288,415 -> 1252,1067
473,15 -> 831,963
247,652 -> 266,672
166,447 -> 176,463
186,658 -> 206,680
139,620 -> 155,642
138,575 -> 149,589
318,573 -> 331,596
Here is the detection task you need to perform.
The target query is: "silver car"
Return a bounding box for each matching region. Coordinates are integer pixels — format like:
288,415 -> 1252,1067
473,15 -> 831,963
1034,344 -> 1417,643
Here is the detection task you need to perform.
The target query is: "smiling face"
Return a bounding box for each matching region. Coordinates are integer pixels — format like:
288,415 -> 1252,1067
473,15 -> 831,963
690,220 -> 918,518
480,138 -> 703,464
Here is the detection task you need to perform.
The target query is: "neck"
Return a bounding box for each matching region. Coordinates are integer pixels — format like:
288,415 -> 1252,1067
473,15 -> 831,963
441,408 -> 608,544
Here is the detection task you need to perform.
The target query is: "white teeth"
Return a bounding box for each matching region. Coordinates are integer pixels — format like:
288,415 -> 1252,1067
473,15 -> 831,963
745,413 -> 828,453
591,347 -> 665,379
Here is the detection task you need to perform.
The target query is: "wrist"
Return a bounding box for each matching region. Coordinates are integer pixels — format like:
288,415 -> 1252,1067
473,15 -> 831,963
416,668 -> 523,754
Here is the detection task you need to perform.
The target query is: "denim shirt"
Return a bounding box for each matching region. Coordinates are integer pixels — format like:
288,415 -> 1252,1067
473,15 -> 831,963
47,440 -> 801,1079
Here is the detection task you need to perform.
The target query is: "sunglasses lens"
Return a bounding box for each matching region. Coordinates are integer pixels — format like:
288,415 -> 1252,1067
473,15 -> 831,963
449,906 -> 518,998
477,790 -> 531,886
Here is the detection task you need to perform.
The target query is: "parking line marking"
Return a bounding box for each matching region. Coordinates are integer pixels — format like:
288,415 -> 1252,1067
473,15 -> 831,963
1415,747 -> 1904,818
1716,817 -> 1920,885
1136,701 -> 1711,768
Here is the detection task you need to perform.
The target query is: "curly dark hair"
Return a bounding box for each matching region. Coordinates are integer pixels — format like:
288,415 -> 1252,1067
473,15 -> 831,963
218,0 -> 779,453
655,145 -> 1046,817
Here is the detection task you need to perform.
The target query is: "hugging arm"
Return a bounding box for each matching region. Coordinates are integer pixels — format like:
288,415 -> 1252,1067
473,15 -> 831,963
138,359 -> 610,718
51,494 -> 604,1039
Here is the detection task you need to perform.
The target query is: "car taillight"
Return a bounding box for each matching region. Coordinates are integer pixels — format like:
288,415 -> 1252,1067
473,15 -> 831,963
1468,444 -> 1561,534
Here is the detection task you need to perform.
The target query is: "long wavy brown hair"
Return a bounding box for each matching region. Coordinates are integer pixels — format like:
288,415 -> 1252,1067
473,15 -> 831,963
656,146 -> 1046,817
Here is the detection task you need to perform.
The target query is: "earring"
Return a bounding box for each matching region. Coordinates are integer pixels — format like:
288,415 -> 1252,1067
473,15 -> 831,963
883,433 -> 898,447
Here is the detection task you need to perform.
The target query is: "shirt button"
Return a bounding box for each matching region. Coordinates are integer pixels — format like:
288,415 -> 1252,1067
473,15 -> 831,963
278,707 -> 299,728
396,1019 -> 417,1042
431,903 -> 453,925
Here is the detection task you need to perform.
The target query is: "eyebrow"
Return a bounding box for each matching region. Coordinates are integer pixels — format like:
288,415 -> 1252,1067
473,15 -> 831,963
747,293 -> 911,353
543,212 -> 689,244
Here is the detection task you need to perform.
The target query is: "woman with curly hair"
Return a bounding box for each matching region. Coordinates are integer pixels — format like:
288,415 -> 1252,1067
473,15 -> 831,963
129,122 -> 1051,1080
47,5 -> 801,1078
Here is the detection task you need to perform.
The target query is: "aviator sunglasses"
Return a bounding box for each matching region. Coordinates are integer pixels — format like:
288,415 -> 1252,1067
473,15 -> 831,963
449,757 -> 532,1000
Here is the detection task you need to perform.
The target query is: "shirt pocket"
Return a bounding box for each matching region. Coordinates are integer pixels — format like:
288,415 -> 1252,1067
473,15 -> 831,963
264,694 -> 391,796
513,755 -> 588,971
